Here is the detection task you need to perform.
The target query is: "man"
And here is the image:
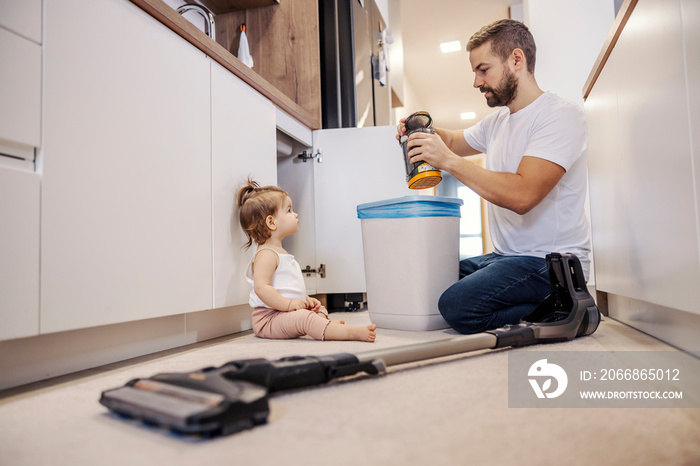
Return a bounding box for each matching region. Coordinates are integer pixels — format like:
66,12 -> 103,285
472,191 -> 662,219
398,19 -> 590,334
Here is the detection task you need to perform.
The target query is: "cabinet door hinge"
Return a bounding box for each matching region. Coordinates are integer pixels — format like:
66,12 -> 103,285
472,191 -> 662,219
297,149 -> 322,163
302,264 -> 326,278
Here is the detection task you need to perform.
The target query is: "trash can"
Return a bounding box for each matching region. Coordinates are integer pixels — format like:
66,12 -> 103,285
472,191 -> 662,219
357,195 -> 463,331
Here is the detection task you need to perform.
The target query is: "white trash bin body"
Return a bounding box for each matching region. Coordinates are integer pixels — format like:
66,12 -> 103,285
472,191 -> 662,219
357,196 -> 463,331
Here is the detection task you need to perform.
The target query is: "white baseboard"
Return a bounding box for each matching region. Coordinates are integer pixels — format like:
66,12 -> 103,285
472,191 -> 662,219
0,305 -> 252,391
607,293 -> 700,357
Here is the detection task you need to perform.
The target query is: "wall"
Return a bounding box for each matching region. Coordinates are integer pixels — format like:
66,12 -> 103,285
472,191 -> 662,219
392,58 -> 426,124
525,0 -> 615,107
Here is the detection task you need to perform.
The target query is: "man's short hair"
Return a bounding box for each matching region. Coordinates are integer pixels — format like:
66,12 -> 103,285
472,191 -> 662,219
467,19 -> 537,74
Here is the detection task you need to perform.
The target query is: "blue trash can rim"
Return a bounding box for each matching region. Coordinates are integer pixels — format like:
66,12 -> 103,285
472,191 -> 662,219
357,195 -> 463,211
357,195 -> 463,219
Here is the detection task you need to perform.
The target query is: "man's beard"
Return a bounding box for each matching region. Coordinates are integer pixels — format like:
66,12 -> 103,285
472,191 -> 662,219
481,71 -> 518,107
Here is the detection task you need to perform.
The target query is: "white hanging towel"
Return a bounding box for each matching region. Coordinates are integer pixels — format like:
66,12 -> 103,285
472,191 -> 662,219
238,25 -> 254,68
373,50 -> 387,86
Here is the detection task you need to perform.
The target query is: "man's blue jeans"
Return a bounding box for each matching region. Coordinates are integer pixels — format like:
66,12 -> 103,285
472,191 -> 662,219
438,253 -> 550,334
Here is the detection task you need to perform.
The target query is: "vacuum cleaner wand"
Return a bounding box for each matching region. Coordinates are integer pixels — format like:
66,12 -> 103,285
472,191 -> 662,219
100,253 -> 599,438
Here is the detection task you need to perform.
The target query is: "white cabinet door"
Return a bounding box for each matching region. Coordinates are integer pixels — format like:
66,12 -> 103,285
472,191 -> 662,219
0,166 -> 40,340
211,61 -> 277,308
609,0 -> 700,314
585,54 -> 633,298
41,0 -> 212,333
311,126 -> 412,293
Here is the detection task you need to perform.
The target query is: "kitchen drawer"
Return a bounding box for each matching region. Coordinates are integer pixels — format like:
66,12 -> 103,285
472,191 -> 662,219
0,27 -> 41,160
0,0 -> 42,44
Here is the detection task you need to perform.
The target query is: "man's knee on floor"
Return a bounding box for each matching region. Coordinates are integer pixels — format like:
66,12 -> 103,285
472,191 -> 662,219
438,289 -> 492,334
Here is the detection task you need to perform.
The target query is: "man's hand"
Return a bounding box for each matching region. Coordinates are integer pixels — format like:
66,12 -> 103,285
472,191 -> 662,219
406,131 -> 455,170
396,117 -> 407,141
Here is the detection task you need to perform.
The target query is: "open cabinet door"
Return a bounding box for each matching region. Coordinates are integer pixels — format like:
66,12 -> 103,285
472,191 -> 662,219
276,130 -> 319,295
311,125 -> 412,294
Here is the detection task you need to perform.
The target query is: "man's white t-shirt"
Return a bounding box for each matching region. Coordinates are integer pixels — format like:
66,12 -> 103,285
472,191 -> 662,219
463,92 -> 591,279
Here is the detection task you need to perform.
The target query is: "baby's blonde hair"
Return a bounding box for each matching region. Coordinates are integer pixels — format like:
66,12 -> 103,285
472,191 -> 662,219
237,178 -> 288,249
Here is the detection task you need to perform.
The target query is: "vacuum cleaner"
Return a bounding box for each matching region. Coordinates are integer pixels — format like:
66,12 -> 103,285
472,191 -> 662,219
100,253 -> 599,437
399,111 -> 443,190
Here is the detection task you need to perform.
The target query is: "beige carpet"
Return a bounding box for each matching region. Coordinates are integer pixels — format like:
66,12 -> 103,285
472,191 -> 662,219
1,311 -> 699,466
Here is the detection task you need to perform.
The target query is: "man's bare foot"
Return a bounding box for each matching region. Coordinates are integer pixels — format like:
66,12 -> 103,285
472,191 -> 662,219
324,323 -> 376,342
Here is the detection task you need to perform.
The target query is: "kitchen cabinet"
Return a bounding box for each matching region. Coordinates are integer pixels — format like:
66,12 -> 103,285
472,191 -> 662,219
278,125 -> 412,295
585,0 -> 700,315
0,166 -> 40,340
211,0 -> 321,126
211,60 -> 277,308
41,0 -> 213,333
199,0 -> 279,14
0,18 -> 41,162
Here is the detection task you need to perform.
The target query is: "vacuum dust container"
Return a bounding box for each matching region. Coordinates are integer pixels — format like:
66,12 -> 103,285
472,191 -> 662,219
400,111 -> 443,189
357,196 -> 463,331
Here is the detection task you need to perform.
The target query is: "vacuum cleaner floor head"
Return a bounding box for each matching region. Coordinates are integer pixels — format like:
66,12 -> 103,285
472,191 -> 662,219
100,371 -> 269,437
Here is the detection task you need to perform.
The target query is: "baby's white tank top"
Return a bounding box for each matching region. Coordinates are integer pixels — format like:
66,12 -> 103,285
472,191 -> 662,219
245,247 -> 307,308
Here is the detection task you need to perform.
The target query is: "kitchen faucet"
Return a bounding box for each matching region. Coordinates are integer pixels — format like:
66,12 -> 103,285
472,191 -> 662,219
176,3 -> 216,41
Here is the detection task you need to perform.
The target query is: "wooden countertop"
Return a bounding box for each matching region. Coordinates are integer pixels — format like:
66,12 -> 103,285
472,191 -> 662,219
583,0 -> 639,100
130,0 -> 321,129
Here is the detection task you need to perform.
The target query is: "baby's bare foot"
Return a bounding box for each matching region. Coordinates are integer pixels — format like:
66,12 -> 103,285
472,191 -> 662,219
355,324 -> 376,342
346,324 -> 376,342
324,323 -> 376,342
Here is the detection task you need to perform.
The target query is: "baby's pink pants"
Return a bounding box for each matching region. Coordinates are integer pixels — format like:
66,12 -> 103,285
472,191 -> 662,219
252,307 -> 330,340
